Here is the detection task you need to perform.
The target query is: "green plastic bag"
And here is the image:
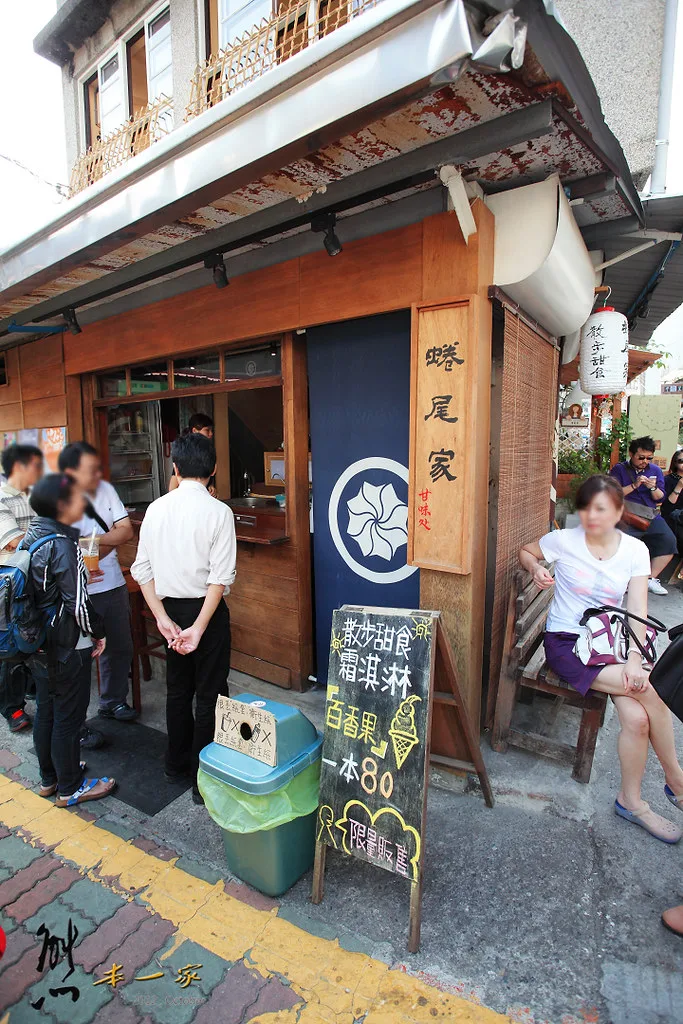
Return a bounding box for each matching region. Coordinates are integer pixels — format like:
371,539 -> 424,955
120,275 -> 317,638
197,760 -> 321,834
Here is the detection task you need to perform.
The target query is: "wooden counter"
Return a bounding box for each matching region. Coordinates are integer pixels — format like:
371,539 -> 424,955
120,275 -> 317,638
120,498 -> 308,690
229,500 -> 288,545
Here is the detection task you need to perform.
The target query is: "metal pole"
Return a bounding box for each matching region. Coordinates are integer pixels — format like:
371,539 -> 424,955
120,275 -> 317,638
651,0 -> 679,195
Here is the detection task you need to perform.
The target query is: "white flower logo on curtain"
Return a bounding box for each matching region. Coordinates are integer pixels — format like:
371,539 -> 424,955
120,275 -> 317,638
346,482 -> 408,562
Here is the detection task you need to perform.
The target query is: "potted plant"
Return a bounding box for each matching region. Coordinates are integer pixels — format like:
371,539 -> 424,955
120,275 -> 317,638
557,447 -> 597,501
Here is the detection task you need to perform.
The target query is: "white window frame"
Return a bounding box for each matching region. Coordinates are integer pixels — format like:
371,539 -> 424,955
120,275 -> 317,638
144,4 -> 173,104
217,0 -> 274,52
97,50 -> 126,138
77,1 -> 171,154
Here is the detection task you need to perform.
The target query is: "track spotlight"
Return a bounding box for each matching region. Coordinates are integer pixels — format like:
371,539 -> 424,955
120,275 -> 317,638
62,308 -> 82,335
311,213 -> 342,257
204,255 -> 229,289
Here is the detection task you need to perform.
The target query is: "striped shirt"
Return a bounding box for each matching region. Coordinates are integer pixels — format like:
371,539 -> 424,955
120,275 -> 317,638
0,484 -> 34,550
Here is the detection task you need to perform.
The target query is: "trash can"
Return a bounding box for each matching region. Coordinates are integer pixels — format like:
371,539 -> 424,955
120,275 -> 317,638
198,693 -> 322,896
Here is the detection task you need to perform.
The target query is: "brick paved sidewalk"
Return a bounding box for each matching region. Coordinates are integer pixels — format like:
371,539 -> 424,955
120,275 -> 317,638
0,773 -> 509,1024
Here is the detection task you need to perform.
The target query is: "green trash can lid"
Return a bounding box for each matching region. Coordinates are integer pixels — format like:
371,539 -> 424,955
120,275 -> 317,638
199,693 -> 322,795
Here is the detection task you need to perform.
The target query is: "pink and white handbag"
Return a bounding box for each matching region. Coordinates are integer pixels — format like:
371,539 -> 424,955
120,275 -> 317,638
573,606 -> 665,667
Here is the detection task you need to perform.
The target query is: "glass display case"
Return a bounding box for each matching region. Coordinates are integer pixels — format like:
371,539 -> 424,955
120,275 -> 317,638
105,402 -> 162,508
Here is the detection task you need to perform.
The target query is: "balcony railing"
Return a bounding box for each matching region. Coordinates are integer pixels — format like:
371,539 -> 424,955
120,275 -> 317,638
68,0 -> 380,196
69,95 -> 174,197
186,0 -> 381,119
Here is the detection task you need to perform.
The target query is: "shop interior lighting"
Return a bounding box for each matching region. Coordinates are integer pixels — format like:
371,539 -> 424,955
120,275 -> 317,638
269,342 -> 278,357
204,255 -> 229,289
311,213 -> 342,256
62,308 -> 82,335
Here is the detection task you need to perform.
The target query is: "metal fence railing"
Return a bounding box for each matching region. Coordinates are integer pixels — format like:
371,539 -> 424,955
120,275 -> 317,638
68,1 -> 381,195
69,95 -> 174,197
186,0 -> 380,120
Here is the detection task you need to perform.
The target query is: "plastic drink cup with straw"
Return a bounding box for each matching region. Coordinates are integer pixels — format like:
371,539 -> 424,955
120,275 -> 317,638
79,527 -> 100,577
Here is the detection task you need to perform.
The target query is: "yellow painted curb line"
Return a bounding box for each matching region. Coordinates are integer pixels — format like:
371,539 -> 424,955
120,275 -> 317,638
0,777 -> 511,1023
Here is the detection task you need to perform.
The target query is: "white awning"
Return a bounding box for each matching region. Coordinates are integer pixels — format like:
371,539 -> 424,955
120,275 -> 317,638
487,174 -> 596,337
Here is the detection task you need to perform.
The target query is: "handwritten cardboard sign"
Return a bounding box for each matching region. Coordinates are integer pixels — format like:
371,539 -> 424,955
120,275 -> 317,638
214,697 -> 277,766
316,606 -> 436,885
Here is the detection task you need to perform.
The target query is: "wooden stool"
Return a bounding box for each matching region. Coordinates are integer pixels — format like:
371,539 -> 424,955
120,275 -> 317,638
123,571 -> 167,713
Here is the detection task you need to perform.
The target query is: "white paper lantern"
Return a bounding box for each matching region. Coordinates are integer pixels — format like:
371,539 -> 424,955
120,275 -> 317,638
579,306 -> 629,395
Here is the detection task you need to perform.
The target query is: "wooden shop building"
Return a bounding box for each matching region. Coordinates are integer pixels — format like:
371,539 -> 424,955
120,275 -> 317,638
0,0 -> 649,759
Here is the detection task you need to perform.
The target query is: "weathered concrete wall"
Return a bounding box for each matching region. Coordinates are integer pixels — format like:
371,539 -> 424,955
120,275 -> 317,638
62,0 -> 201,171
556,0 -> 666,187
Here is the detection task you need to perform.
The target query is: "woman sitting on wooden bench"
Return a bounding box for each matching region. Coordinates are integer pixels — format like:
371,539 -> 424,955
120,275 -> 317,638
520,474 -> 683,845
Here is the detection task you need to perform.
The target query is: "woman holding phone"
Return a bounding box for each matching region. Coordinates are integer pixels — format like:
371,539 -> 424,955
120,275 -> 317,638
661,450 -> 683,552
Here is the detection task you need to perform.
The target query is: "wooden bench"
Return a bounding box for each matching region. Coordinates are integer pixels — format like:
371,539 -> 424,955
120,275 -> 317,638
491,569 -> 608,784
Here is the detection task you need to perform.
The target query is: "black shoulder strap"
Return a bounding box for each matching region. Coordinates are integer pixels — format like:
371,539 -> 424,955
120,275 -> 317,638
84,500 -> 109,535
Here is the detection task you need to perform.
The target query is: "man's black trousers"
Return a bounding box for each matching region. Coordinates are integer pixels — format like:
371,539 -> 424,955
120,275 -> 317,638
162,597 -> 230,793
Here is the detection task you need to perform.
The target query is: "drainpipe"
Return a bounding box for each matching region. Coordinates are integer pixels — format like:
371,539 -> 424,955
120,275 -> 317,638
650,0 -> 679,195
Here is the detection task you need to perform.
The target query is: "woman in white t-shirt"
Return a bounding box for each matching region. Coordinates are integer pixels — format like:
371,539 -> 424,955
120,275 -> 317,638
520,474 -> 683,845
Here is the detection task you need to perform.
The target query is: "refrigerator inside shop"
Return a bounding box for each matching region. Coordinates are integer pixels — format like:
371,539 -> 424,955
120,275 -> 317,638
105,402 -> 163,508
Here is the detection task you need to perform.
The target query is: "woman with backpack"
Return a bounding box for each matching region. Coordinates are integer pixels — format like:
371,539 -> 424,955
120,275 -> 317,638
23,474 -> 116,807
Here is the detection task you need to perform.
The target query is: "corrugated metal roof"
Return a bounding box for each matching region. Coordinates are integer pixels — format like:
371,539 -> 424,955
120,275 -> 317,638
601,195 -> 683,346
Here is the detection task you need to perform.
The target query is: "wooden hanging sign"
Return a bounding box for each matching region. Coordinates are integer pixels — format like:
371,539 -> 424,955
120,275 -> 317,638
311,605 -> 494,953
408,297 -> 478,574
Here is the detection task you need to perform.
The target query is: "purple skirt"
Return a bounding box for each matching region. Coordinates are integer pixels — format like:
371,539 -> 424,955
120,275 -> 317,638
543,632 -> 604,697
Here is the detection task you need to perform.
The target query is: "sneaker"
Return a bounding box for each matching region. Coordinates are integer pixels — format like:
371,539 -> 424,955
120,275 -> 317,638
98,703 -> 139,722
192,790 -> 205,806
648,578 -> 668,595
79,726 -> 106,750
8,710 -> 31,733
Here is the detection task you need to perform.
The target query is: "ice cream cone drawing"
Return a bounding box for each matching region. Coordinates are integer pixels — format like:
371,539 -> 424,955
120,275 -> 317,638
389,695 -> 422,769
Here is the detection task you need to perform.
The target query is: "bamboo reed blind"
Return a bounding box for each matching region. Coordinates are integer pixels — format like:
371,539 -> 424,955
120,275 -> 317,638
486,308 -> 559,724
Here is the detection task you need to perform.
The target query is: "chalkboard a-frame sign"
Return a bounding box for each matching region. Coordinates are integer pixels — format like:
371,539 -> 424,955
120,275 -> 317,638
312,605 -> 438,953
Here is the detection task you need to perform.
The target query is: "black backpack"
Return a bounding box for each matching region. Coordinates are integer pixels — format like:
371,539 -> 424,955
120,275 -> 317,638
0,535 -> 61,659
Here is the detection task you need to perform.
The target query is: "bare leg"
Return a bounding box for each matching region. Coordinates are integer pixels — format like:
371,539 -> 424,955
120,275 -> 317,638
638,684 -> 683,795
662,905 -> 683,936
651,554 -> 673,579
609,695 -> 649,809
592,667 -> 683,798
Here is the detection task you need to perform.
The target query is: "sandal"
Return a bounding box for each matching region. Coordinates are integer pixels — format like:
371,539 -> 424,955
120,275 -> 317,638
614,799 -> 682,844
39,762 -> 87,798
664,784 -> 683,811
55,777 -> 116,808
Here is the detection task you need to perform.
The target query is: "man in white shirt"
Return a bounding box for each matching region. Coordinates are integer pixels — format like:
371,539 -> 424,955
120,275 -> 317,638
131,432 -> 235,804
59,442 -> 137,722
